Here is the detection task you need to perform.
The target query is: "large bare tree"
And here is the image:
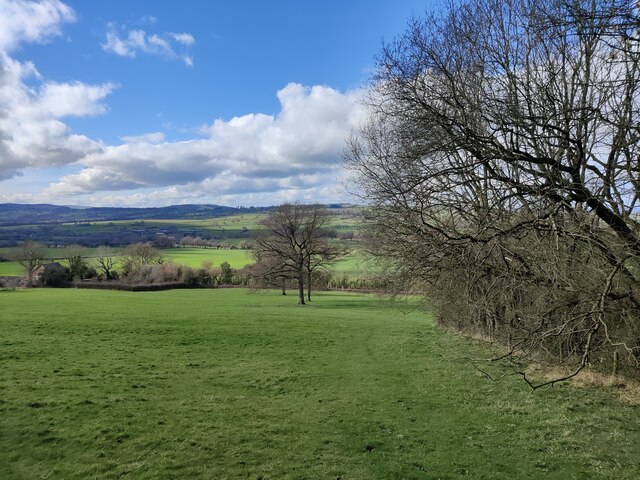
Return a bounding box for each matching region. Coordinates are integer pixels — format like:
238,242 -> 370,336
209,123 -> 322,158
347,0 -> 640,383
254,204 -> 340,304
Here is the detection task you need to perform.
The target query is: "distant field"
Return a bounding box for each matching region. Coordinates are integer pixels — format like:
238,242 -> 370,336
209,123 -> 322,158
1,209 -> 363,251
2,288 -> 639,479
331,250 -> 376,276
162,248 -> 254,269
70,214 -> 265,238
65,213 -> 267,231
0,261 -> 23,276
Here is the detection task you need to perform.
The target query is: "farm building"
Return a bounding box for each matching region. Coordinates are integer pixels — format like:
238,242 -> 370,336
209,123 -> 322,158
32,262 -> 66,285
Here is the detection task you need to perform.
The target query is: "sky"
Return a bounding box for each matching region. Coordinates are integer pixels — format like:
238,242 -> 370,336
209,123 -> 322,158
0,0 -> 442,207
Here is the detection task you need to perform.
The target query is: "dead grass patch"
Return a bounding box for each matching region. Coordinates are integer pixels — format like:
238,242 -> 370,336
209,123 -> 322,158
524,363 -> 640,405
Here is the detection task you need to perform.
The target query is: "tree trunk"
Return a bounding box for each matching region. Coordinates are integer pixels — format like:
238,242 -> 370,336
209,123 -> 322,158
281,278 -> 286,295
297,271 -> 305,305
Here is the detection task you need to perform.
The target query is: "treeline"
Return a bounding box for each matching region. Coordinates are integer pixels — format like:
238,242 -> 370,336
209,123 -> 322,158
7,242 -> 251,288
0,224 -> 254,248
5,240 -> 377,293
348,0 -> 640,382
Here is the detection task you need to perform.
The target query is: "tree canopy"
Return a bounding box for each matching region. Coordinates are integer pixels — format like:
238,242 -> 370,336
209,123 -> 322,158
347,0 -> 640,384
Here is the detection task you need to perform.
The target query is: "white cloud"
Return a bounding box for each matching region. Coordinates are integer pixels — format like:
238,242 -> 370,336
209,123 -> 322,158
0,55 -> 116,179
0,2 -> 116,182
102,25 -> 195,66
169,32 -> 195,46
0,0 -> 75,53
38,81 -> 116,117
43,83 -> 366,205
0,1 -> 367,206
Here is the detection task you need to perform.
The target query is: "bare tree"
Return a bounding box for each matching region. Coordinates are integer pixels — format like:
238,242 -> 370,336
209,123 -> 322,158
96,245 -> 117,280
347,0 -> 640,383
303,208 -> 342,301
254,204 -> 340,304
10,241 -> 47,284
122,243 -> 163,277
251,252 -> 292,295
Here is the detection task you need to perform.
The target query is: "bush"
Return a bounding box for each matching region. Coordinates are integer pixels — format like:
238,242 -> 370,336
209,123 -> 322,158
41,266 -> 68,287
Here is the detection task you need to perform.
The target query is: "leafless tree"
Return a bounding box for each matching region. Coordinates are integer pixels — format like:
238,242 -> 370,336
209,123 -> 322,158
347,0 -> 640,383
10,241 -> 47,284
250,252 -> 292,295
96,245 -> 117,280
254,204 -> 340,304
118,242 -> 164,278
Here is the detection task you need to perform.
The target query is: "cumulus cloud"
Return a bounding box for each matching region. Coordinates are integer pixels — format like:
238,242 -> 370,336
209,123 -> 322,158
103,25 -> 195,66
44,83 -> 366,204
0,0 -> 74,53
0,0 -> 367,206
0,1 -> 116,181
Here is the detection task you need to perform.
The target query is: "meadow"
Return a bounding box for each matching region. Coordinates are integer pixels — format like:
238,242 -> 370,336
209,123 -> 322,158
331,250 -> 377,277
0,261 -> 23,277
161,248 -> 253,269
1,288 -> 639,479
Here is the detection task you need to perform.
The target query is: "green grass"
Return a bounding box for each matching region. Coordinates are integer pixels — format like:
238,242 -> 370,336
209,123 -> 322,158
81,213 -> 267,232
1,288 -> 639,479
162,248 -> 254,269
331,250 -> 377,276
0,261 -> 23,276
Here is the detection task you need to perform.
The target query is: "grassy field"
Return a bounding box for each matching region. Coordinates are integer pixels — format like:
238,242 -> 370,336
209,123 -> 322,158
1,288 -> 639,479
161,248 -> 253,269
0,261 -> 23,276
75,213 -> 268,233
331,250 -> 376,276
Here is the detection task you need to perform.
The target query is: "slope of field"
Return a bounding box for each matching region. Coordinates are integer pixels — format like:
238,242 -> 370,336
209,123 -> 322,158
1,289 -> 638,479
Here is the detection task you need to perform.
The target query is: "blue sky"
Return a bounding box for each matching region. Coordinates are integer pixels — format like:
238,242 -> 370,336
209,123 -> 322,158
0,0 -> 441,207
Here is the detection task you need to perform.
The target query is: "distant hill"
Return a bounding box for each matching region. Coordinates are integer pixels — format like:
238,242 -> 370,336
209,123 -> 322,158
0,203 -> 270,226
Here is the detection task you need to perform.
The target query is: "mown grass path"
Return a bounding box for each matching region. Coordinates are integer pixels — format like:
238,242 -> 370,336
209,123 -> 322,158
1,289 -> 639,479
